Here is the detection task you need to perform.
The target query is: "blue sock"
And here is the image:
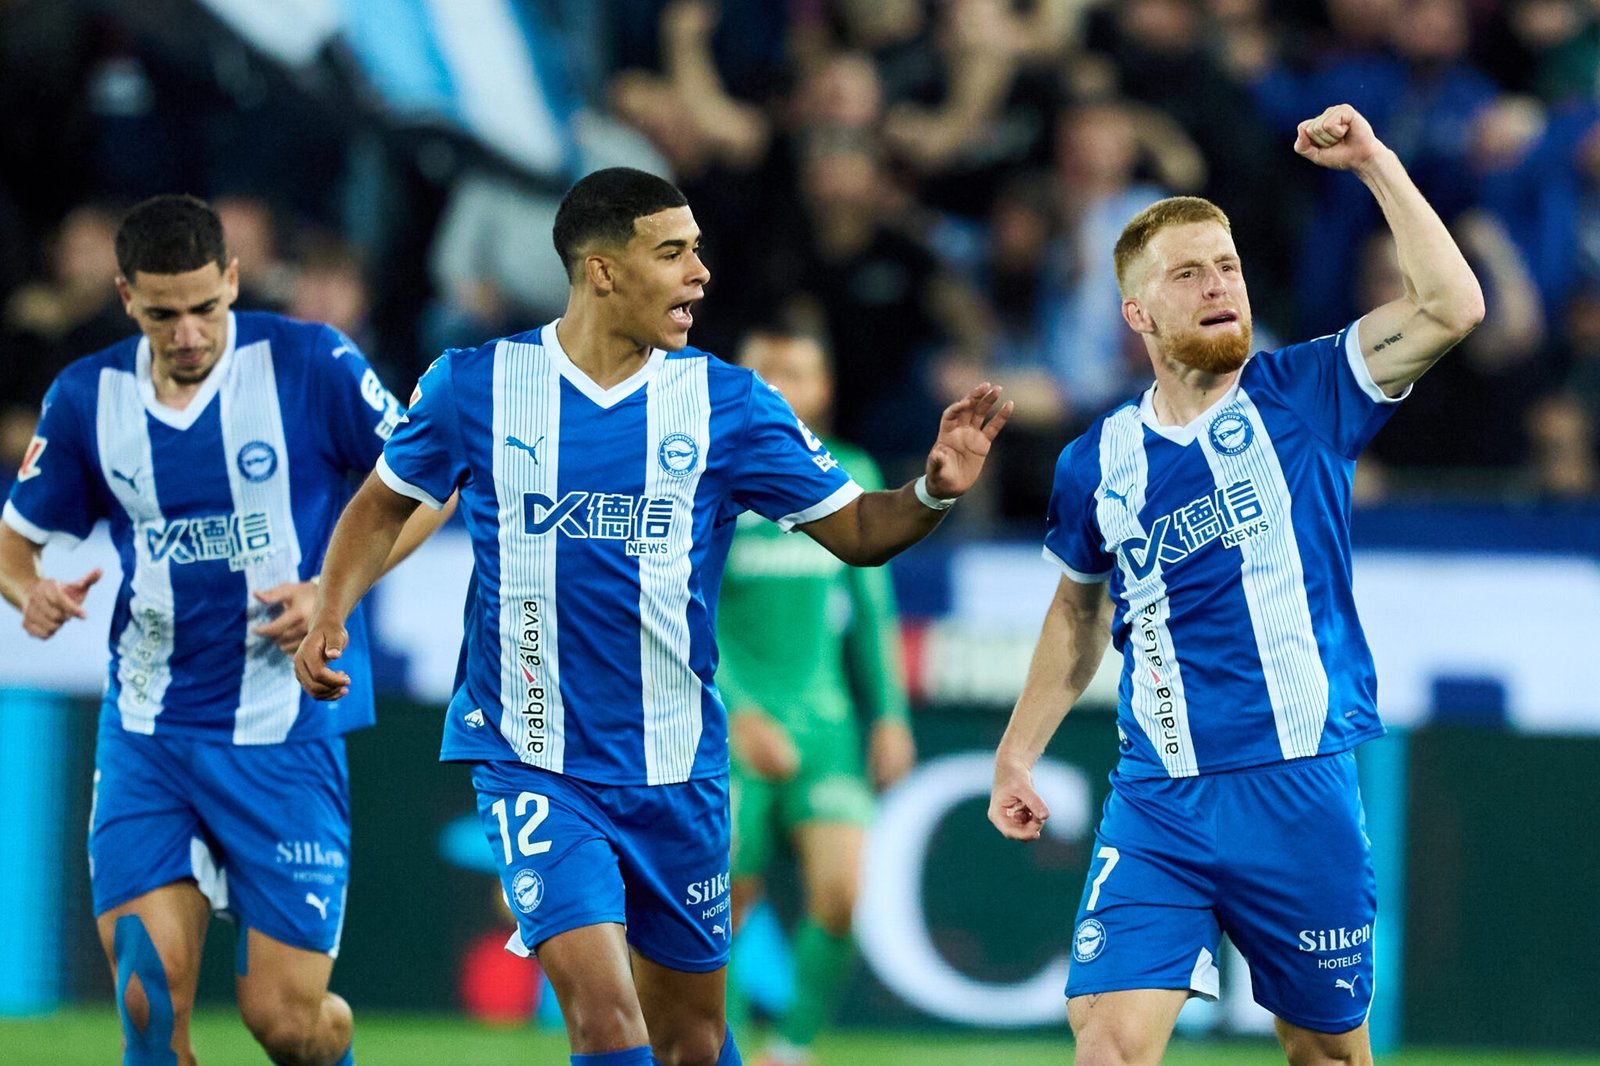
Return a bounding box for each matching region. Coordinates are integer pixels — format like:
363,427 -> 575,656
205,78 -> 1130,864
716,1030 -> 741,1066
571,1048 -> 653,1065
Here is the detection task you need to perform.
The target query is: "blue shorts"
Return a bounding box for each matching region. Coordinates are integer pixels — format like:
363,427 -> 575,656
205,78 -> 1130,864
1065,752 -> 1376,1034
470,761 -> 731,972
90,722 -> 351,956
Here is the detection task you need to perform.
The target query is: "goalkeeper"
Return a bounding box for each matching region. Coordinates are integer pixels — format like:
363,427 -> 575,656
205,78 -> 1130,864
717,329 -> 916,1066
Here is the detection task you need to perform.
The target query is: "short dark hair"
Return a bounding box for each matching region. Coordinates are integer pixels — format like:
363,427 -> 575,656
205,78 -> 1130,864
115,194 -> 228,279
552,168 -> 688,281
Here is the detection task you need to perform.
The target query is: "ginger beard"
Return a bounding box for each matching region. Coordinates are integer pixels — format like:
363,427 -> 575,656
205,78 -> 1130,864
1164,317 -> 1253,375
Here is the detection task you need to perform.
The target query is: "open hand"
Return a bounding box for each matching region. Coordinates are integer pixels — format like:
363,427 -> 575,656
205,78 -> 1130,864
924,383 -> 1012,499
252,580 -> 317,653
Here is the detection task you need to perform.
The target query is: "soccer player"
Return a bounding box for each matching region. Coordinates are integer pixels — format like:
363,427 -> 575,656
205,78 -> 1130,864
717,329 -> 915,1066
987,104 -> 1483,1066
294,167 -> 1009,1066
0,194 -> 444,1066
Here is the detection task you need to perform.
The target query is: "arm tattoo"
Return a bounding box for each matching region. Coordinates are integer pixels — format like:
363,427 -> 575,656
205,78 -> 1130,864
1372,331 -> 1403,352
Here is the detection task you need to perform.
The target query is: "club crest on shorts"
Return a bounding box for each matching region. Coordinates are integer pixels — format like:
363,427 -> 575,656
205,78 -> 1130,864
1073,918 -> 1107,963
511,869 -> 545,913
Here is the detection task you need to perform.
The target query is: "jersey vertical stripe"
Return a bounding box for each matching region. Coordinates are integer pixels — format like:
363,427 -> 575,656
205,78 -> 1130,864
1099,407 -> 1198,777
493,337 -> 567,771
222,340 -> 304,744
1201,391 -> 1329,759
640,356 -> 710,785
98,367 -> 173,733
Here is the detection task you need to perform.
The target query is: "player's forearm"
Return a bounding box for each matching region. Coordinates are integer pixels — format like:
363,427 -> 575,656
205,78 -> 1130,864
996,587 -> 1111,767
312,476 -> 417,626
0,524 -> 42,613
1358,148 -> 1485,336
821,486 -> 947,568
379,490 -> 456,577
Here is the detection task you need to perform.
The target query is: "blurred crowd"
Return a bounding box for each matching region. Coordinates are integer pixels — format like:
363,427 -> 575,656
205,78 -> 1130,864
2,0 -> 1598,523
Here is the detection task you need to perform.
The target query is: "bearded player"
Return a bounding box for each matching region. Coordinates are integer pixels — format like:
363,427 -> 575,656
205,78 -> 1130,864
987,104 -> 1483,1066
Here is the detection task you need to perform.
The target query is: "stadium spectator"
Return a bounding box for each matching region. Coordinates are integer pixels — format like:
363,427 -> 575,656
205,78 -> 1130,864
0,204 -> 131,471
0,194 -> 447,1066
295,166 -> 1010,1066
1523,391 -> 1599,498
719,329 -> 915,1066
783,129 -> 992,476
988,104 -> 1483,1065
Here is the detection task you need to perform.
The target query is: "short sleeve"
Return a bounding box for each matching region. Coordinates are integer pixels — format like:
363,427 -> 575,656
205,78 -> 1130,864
377,354 -> 467,510
730,374 -> 860,531
311,326 -> 403,473
1247,320 -> 1406,459
1042,436 -> 1114,584
3,376 -> 106,547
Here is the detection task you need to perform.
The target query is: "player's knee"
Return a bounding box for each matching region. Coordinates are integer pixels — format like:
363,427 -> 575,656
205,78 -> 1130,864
114,915 -> 192,1053
650,1018 -> 725,1066
1070,1017 -> 1164,1066
564,1000 -> 649,1053
241,992 -> 334,1065
1278,1026 -> 1371,1066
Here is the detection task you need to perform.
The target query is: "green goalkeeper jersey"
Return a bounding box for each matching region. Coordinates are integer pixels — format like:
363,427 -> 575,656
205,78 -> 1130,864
714,440 -> 909,744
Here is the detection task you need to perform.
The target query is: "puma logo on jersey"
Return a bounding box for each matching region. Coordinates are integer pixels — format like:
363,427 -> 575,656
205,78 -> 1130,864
305,892 -> 330,921
111,467 -> 142,493
1335,975 -> 1360,997
1103,484 -> 1131,510
505,434 -> 545,464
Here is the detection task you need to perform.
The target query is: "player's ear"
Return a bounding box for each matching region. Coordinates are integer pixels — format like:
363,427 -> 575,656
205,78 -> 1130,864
222,257 -> 241,305
584,253 -> 616,294
1123,297 -> 1153,335
115,276 -> 135,317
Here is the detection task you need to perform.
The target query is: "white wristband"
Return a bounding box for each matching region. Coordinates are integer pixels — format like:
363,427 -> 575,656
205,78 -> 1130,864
913,475 -> 957,511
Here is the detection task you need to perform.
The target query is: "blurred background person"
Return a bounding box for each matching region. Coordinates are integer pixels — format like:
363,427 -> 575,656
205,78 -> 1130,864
719,329 -> 915,1066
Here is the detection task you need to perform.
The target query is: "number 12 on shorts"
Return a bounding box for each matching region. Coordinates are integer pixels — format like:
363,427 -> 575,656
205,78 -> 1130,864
1087,846 -> 1120,911
490,792 -> 553,864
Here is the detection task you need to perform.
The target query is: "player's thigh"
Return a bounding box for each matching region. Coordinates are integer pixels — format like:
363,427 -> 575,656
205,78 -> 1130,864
1067,988 -> 1190,1066
194,738 -> 353,956
97,881 -> 213,1027
1276,1018 -> 1372,1066
792,820 -> 865,933
536,921 -> 649,1051
469,761 -> 628,956
1216,753 -> 1376,1035
632,949 -> 727,1065
234,927 -> 342,1038
1064,778 -> 1223,1004
608,775 -> 733,973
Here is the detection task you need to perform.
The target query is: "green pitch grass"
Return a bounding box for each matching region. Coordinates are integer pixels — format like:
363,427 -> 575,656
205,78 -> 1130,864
3,1009 -> 1597,1065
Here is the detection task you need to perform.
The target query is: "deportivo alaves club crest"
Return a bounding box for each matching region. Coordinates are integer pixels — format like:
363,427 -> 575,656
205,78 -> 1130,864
658,433 -> 699,478
1208,407 -> 1254,455
236,441 -> 279,482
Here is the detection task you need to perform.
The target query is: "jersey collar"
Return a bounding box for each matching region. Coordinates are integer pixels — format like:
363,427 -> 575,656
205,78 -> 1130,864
541,319 -> 665,410
1138,372 -> 1245,446
136,312 -> 238,431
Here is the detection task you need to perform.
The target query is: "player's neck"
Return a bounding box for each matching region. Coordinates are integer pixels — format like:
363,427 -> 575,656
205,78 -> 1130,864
1148,358 -> 1239,427
554,309 -> 654,389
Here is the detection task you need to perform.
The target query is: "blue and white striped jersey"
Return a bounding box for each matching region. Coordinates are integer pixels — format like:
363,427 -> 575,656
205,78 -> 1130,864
1045,321 -> 1401,778
3,312 -> 400,744
378,322 -> 860,786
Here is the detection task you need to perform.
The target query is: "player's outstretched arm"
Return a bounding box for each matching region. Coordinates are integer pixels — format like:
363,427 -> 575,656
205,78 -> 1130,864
989,576 -> 1113,842
802,384 -> 1012,566
294,472 -> 421,700
1294,103 -> 1485,395
0,522 -> 101,639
